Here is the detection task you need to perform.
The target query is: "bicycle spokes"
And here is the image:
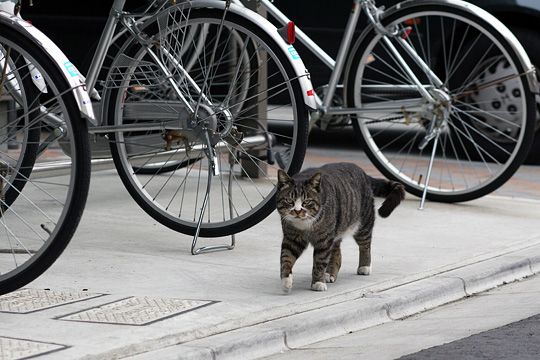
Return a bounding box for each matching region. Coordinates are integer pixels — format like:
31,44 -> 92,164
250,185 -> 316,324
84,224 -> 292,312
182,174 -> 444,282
105,3 -> 308,238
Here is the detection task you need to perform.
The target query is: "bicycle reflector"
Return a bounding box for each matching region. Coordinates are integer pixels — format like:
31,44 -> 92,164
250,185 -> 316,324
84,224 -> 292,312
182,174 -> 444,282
278,21 -> 296,45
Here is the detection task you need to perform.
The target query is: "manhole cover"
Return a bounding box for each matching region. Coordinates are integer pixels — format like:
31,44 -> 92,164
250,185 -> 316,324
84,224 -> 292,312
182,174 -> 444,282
0,336 -> 66,360
58,297 -> 216,326
0,289 -> 104,314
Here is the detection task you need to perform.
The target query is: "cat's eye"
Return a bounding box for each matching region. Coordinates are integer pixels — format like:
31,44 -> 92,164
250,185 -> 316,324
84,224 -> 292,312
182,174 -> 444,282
302,200 -> 314,207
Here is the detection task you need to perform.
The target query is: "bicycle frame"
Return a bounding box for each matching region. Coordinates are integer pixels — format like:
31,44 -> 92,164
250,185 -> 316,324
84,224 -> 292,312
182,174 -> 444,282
259,0 -> 539,115
256,0 -> 446,119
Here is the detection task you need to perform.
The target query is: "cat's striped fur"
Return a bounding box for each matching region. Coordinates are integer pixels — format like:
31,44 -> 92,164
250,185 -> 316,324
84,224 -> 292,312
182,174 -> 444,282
277,163 -> 405,293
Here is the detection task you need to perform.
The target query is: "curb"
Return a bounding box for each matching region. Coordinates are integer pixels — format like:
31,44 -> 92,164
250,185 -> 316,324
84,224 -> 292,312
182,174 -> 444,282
108,246 -> 540,360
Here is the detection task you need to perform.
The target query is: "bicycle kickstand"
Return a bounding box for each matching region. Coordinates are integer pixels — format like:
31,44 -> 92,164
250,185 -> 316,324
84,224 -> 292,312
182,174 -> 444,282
418,130 -> 441,211
191,133 -> 235,255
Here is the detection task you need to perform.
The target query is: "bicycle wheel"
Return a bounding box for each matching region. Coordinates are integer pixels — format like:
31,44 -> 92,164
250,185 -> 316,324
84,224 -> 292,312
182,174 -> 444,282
346,0 -> 536,202
0,23 -> 90,295
105,4 -> 309,237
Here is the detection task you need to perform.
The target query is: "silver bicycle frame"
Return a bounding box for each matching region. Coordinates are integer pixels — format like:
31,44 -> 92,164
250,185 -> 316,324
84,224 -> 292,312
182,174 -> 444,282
256,0 -> 440,116
84,0 -> 126,92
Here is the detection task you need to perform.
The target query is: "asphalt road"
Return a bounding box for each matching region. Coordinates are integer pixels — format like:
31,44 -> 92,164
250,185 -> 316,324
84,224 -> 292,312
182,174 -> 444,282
399,313 -> 540,360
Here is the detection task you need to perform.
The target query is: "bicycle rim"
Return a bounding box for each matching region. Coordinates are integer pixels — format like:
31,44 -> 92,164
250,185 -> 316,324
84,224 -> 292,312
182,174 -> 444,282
348,6 -> 535,202
106,6 -> 308,236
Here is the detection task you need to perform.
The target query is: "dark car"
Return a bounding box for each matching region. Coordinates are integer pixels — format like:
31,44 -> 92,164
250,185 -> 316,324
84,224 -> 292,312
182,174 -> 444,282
21,0 -> 540,163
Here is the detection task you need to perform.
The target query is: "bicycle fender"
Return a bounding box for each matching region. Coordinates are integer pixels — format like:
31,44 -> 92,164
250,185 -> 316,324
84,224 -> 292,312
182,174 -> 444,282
193,0 -> 317,110
0,11 -> 96,124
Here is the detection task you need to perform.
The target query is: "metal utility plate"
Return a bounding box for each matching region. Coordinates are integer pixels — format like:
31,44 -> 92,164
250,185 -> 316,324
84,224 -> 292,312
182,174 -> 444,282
58,296 -> 216,326
0,289 -> 104,314
0,336 -> 67,360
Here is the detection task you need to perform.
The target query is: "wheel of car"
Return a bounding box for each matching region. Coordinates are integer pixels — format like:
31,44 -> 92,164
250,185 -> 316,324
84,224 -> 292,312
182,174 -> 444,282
509,26 -> 540,164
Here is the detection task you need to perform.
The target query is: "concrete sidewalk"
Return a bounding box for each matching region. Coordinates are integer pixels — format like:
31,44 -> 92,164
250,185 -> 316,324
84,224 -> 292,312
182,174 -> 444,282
1,169 -> 540,360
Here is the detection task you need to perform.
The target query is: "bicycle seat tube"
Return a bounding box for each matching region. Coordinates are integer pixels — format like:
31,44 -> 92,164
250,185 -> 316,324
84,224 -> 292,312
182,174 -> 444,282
85,0 -> 127,93
322,0 -> 363,112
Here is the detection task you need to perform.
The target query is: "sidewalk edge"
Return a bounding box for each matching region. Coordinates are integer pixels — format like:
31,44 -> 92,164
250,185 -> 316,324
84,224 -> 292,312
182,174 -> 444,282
90,248 -> 540,360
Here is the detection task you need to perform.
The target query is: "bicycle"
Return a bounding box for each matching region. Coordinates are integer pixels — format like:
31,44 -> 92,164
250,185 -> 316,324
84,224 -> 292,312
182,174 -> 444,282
0,0 -> 536,295
0,0 -> 313,294
258,0 -> 537,208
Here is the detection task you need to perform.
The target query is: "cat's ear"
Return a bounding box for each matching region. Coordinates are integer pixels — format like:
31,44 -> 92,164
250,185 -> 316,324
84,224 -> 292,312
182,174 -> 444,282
277,169 -> 294,189
308,172 -> 322,192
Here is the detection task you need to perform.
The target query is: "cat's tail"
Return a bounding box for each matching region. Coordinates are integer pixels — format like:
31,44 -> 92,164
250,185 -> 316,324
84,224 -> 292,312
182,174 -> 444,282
369,176 -> 406,218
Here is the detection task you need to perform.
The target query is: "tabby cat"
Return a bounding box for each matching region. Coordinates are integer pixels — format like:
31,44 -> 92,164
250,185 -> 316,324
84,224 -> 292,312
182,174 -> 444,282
276,163 -> 405,293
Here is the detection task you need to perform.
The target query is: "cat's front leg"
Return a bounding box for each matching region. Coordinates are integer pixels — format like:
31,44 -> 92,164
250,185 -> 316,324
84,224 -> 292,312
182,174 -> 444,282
281,240 -> 306,294
325,239 -> 342,283
311,246 -> 332,291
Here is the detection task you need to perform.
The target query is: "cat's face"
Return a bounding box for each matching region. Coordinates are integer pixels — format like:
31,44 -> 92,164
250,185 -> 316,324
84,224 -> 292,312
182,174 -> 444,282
276,170 -> 322,229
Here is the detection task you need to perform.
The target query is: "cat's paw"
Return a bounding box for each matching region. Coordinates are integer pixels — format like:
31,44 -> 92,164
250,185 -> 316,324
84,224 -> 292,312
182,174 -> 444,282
357,265 -> 372,275
281,274 -> 293,294
325,273 -> 337,283
311,281 -> 327,291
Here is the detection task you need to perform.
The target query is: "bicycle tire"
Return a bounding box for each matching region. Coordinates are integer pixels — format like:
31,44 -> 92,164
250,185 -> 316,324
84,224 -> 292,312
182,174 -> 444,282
345,0 -> 536,202
104,4 -> 309,237
0,22 -> 91,295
